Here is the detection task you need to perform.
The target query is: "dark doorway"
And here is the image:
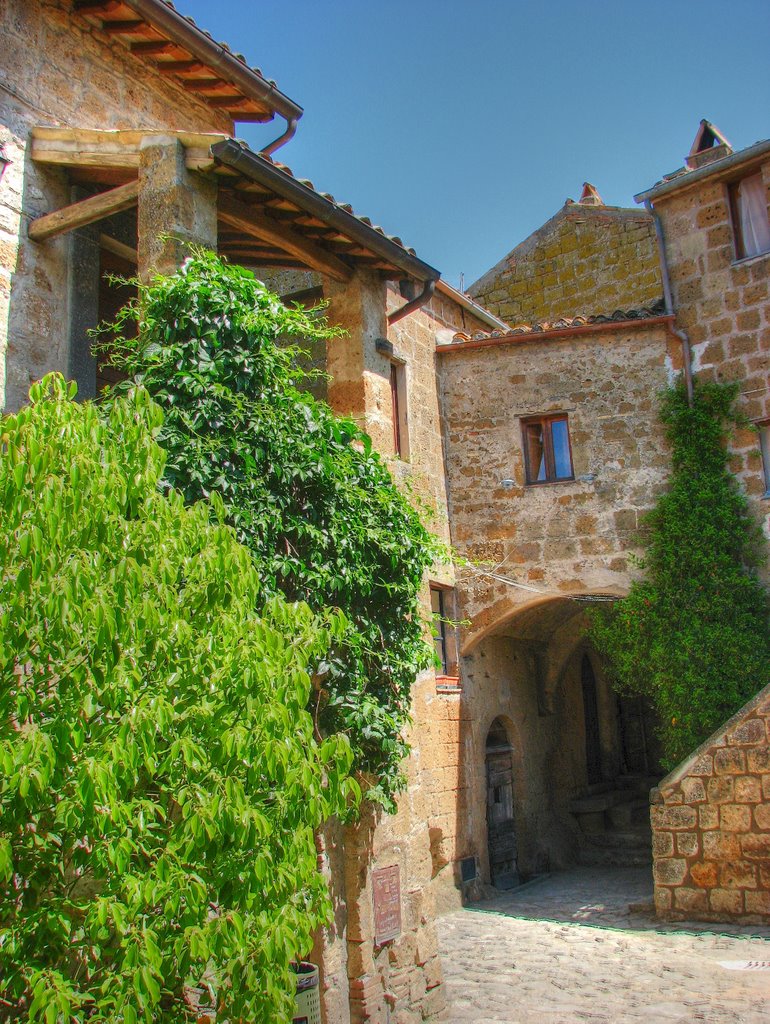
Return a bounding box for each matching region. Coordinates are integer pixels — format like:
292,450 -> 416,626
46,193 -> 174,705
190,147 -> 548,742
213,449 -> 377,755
618,693 -> 663,776
485,719 -> 519,889
581,654 -> 602,785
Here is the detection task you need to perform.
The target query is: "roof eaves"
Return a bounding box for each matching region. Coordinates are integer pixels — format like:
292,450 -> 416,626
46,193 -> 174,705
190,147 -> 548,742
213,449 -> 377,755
76,0 -> 303,123
211,138 -> 440,283
438,303 -> 671,352
635,137 -> 770,205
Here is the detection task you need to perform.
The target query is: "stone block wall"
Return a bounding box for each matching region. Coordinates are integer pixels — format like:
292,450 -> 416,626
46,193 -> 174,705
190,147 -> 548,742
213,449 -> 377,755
1,0 -> 233,411
651,156 -> 770,525
437,319 -> 680,646
469,201 -> 661,325
651,683 -> 770,924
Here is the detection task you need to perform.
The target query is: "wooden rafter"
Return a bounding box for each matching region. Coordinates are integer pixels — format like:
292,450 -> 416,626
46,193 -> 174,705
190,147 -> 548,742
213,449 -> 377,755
30,127 -> 227,174
218,195 -> 352,282
28,180 -> 140,242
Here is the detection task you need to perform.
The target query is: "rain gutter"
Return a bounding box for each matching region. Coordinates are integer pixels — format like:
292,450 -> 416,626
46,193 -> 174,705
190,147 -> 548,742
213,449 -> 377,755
121,0 -> 303,150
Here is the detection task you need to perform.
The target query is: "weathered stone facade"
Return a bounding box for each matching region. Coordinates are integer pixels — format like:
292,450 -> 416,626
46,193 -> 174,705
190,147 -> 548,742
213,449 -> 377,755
430,317 -> 681,889
5,0 -> 770,998
469,191 -> 662,325
641,148 -> 770,532
651,683 -> 770,924
0,0 -> 234,411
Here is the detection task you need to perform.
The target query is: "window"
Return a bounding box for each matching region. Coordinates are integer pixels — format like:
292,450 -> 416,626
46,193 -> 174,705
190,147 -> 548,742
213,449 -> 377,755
430,584 -> 458,680
430,585 -> 448,674
390,361 -> 409,459
729,171 -> 770,260
522,414 -> 574,484
758,422 -> 770,497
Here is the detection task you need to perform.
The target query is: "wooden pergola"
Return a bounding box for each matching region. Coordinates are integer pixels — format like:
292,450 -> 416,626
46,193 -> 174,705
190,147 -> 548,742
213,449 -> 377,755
29,127 -> 439,290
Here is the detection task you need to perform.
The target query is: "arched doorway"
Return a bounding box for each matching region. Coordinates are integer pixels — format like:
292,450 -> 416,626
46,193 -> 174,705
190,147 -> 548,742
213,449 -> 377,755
485,718 -> 519,889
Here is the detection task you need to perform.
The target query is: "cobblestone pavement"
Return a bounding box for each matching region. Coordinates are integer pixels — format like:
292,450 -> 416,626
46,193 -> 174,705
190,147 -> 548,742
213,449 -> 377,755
437,867 -> 770,1023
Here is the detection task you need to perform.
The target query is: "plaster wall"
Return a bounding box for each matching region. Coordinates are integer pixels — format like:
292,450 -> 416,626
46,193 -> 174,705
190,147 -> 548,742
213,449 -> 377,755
0,0 -> 233,411
470,203 -> 662,325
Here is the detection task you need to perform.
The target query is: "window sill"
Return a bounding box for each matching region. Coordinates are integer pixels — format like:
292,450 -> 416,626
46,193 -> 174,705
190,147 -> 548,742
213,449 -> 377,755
731,249 -> 770,269
524,476 -> 576,488
436,675 -> 461,693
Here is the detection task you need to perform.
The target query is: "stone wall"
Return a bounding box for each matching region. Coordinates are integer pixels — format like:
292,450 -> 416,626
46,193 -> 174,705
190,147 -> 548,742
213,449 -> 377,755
1,0 -> 233,410
431,318 -> 679,887
304,275 -> 492,1021
651,683 -> 770,924
437,319 -> 680,645
469,200 -> 662,325
651,156 -> 770,530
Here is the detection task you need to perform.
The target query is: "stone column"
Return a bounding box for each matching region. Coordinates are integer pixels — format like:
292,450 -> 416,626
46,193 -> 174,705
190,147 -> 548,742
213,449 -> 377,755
323,269 -> 394,455
137,136 -> 217,281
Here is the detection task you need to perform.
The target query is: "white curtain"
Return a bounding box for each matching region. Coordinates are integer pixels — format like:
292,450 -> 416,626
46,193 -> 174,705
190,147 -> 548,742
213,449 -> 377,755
736,173 -> 770,258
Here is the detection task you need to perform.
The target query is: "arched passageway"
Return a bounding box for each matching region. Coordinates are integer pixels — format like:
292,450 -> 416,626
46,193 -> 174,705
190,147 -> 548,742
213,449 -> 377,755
459,595 -> 662,885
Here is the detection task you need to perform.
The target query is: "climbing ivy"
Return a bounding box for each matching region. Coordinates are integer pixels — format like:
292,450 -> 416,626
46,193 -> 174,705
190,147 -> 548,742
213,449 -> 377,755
0,376 -> 358,1023
590,379 -> 770,767
104,251 -> 440,809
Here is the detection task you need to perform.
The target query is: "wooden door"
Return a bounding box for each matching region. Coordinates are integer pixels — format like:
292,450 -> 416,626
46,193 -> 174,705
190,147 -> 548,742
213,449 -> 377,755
486,748 -> 518,888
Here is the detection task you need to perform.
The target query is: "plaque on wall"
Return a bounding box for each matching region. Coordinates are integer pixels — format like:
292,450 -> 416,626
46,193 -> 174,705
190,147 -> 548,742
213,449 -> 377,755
372,864 -> 401,945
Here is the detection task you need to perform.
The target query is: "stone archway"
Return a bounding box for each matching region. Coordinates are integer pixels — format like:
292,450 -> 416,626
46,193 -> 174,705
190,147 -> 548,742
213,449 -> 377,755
459,593 -> 658,877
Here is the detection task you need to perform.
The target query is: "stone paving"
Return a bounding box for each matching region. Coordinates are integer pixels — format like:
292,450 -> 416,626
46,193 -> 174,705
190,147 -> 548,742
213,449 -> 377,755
437,867 -> 770,1023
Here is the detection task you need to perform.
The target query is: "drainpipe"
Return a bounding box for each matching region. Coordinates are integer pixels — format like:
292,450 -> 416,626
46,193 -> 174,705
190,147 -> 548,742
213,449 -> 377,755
260,117 -> 299,157
644,199 -> 694,405
387,279 -> 436,326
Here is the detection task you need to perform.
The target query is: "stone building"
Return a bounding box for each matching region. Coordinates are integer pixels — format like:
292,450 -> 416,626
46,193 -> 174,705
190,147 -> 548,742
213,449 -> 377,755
635,122 -> 770,538
4,5 -> 770,1018
0,2 -> 507,1020
443,120 -> 770,919
469,181 -> 662,324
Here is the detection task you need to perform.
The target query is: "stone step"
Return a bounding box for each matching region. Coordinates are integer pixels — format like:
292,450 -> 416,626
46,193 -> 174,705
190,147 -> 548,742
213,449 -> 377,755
576,824 -> 652,868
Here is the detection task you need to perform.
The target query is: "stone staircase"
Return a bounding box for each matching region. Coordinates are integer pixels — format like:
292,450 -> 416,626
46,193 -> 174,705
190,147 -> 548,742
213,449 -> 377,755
570,775 -> 659,867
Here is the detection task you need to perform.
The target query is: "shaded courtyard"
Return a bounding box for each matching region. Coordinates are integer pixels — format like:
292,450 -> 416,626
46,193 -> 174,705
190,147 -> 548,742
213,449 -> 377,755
438,867 -> 770,1023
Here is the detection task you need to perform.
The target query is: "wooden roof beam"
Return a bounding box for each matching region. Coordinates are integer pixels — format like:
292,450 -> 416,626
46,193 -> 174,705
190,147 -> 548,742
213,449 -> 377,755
30,127 -> 228,173
130,40 -> 176,55
218,195 -> 352,282
28,180 -> 140,242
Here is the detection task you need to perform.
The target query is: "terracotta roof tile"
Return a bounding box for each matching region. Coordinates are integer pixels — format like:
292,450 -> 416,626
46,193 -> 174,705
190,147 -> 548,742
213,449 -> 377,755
446,300 -> 667,344
254,151 -> 420,257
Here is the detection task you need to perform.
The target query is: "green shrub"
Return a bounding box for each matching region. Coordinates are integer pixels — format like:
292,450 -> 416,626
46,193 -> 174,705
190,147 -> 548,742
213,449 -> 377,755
0,376 -> 357,1023
105,251 -> 440,809
590,380 -> 770,767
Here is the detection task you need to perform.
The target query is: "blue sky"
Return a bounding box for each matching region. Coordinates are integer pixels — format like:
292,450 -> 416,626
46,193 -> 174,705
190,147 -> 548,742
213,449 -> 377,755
181,0 -> 770,288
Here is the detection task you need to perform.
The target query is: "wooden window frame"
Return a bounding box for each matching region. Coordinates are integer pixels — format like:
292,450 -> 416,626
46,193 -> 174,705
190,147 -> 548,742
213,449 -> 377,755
430,583 -> 459,681
757,420 -> 770,498
726,170 -> 770,263
389,360 -> 409,460
521,413 -> 575,485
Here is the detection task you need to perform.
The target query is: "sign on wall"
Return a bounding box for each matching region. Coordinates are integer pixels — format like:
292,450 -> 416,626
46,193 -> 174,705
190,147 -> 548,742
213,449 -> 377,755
372,864 -> 401,945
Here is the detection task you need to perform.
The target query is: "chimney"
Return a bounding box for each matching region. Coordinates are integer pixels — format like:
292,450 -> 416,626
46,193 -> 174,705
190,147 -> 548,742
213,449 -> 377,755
578,182 -> 604,207
686,119 -> 733,170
